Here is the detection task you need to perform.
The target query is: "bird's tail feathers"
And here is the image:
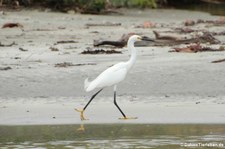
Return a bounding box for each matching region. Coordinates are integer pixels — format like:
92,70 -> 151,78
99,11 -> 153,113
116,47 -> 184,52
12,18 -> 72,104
84,78 -> 91,91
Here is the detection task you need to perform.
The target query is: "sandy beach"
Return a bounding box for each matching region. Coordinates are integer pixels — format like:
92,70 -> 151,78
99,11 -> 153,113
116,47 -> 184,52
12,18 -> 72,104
0,9 -> 225,125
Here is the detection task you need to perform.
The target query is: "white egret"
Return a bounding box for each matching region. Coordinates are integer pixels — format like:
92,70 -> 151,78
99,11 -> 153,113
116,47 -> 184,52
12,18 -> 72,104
76,35 -> 153,120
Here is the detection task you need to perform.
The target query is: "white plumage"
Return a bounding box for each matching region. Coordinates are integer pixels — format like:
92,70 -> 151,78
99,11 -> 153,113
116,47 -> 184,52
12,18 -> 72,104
76,35 -> 150,120
85,62 -> 128,92
84,35 -> 141,92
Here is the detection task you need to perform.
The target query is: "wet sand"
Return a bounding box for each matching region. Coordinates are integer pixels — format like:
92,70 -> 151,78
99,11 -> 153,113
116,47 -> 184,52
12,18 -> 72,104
0,9 -> 225,125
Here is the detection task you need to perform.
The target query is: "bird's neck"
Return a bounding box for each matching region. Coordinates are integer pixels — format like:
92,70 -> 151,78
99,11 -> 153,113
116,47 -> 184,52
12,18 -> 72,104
126,40 -> 137,70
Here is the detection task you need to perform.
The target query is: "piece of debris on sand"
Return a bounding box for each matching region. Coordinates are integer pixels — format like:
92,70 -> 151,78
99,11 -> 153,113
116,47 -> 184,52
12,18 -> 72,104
153,31 -> 220,46
153,30 -> 181,40
2,23 -> 23,28
211,58 -> 225,63
0,66 -> 12,71
0,42 -> 16,47
170,44 -> 225,53
174,27 -> 195,33
55,62 -> 96,68
54,40 -> 78,45
94,33 -> 135,48
184,19 -> 196,26
19,47 -> 28,52
85,22 -> 121,27
202,17 -> 225,26
94,31 -> 220,48
210,31 -> 225,36
81,48 -> 122,54
183,18 -> 225,27
136,21 -> 156,28
49,47 -> 59,51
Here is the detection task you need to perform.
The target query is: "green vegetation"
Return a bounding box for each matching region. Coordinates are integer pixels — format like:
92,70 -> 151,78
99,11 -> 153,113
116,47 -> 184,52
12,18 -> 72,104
129,0 -> 157,8
1,0 -> 215,14
107,0 -> 157,8
77,0 -> 106,13
0,0 -> 157,11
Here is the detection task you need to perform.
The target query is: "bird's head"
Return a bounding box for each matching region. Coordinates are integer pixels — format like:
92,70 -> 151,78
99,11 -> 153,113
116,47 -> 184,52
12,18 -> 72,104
129,35 -> 142,42
129,35 -> 154,43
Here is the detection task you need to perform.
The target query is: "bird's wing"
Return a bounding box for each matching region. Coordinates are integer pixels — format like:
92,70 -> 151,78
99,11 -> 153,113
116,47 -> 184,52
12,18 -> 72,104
85,62 -> 127,92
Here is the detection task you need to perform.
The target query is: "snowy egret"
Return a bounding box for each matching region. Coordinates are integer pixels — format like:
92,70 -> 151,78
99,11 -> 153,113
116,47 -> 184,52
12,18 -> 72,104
76,35 -> 153,120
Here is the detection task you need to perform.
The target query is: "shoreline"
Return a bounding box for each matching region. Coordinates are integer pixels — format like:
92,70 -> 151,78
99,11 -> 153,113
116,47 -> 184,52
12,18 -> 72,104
0,9 -> 225,125
1,96 -> 225,125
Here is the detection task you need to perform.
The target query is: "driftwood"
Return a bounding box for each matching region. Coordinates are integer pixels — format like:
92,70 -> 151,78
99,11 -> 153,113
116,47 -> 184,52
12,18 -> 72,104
86,22 -> 121,27
54,40 -> 78,45
55,62 -> 96,68
152,31 -> 220,46
210,31 -> 225,36
211,58 -> 225,63
0,42 -> 16,47
175,28 -> 225,36
2,23 -> 23,28
153,30 -> 180,40
183,18 -> 225,27
170,44 -> 225,53
174,27 -> 195,33
0,66 -> 12,71
93,31 -> 220,48
94,33 -> 135,48
19,47 -> 28,52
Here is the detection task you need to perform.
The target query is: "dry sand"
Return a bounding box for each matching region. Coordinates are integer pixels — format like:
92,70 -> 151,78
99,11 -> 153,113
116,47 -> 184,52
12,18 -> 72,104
0,9 -> 225,125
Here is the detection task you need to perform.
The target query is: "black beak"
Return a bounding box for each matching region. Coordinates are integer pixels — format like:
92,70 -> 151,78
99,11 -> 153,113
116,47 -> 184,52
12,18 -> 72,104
141,36 -> 155,42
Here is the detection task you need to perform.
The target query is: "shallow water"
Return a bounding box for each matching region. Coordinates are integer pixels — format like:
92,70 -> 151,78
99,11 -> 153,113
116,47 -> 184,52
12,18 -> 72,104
0,124 -> 225,149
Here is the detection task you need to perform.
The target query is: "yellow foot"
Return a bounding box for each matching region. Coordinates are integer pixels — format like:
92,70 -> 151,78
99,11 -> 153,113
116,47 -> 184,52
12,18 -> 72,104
75,108 -> 89,121
119,116 -> 138,120
77,124 -> 85,131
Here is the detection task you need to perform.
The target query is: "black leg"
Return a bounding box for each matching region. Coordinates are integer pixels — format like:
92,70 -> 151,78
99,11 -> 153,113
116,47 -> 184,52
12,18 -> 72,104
114,91 -> 126,118
83,89 -> 103,111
